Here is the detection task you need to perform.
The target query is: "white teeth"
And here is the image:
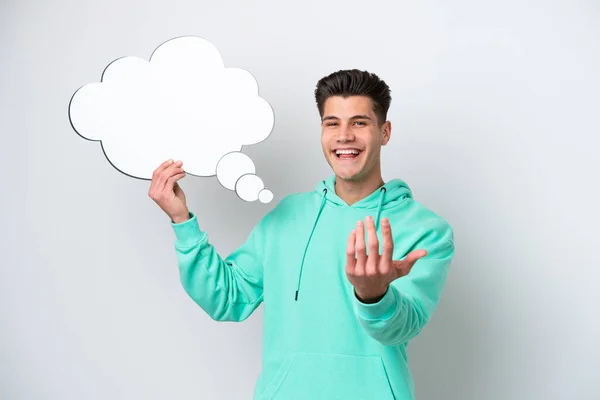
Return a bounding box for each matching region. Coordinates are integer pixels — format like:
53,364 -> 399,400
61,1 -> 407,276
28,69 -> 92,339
335,149 -> 359,155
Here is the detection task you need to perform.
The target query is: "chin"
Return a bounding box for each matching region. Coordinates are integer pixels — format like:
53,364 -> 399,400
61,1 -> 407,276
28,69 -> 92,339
326,154 -> 367,181
334,168 -> 363,181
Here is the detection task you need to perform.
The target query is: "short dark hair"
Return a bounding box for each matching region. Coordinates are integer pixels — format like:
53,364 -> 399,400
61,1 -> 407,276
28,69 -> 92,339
314,69 -> 391,125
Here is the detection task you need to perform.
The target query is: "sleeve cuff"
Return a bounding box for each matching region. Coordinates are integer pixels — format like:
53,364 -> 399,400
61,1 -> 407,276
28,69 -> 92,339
171,212 -> 206,247
355,286 -> 398,321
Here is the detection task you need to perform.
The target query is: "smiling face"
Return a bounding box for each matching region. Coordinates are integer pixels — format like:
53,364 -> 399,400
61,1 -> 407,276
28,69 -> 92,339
320,95 -> 391,183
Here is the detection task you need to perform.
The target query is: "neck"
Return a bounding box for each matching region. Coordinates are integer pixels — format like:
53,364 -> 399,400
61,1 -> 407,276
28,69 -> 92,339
334,171 -> 385,206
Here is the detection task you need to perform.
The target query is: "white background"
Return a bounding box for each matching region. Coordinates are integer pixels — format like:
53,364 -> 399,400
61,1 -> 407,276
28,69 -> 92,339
1,0 -> 599,399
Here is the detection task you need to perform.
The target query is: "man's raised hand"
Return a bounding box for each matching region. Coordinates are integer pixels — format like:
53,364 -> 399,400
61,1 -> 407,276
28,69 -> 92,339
346,216 -> 428,303
148,159 -> 190,223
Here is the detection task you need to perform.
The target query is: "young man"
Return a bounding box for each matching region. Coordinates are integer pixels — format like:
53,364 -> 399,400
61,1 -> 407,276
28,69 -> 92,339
149,69 -> 455,400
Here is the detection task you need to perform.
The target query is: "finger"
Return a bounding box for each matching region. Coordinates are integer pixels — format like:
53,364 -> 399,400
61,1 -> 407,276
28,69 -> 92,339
365,216 -> 379,276
407,249 -> 428,261
380,218 -> 393,275
392,250 -> 428,276
346,229 -> 357,275
157,160 -> 184,192
152,159 -> 174,182
153,161 -> 174,192
166,172 -> 186,190
391,260 -> 411,277
355,220 -> 367,276
149,159 -> 173,196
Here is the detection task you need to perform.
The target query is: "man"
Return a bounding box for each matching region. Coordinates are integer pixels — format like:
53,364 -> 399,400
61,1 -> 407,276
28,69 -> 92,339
149,69 -> 455,399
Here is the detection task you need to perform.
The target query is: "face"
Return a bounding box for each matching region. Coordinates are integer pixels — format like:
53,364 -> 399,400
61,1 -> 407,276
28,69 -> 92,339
320,95 -> 391,183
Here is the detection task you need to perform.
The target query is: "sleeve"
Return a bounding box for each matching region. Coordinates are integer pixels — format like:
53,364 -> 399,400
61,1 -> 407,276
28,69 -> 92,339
353,219 -> 455,346
171,211 -> 271,322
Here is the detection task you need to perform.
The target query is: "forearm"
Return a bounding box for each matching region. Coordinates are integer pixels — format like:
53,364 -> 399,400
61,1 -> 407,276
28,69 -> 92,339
173,213 -> 263,322
354,285 -> 427,346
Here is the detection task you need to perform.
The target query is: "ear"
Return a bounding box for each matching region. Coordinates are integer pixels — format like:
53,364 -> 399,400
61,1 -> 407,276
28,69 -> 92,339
381,121 -> 392,145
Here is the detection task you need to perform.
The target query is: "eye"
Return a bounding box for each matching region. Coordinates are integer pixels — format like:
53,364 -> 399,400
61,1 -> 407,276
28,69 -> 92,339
326,122 -> 338,127
354,121 -> 367,126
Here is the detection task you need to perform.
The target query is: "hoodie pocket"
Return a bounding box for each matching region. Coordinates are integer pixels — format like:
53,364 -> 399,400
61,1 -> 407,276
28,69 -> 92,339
259,353 -> 395,400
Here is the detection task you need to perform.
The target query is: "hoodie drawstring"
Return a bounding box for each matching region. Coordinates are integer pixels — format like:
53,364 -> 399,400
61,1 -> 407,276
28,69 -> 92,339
294,186 -> 388,301
295,188 -> 328,301
374,187 -> 387,230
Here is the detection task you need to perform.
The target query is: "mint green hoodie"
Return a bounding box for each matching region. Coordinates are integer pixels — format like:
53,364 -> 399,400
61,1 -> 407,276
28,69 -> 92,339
171,175 -> 455,399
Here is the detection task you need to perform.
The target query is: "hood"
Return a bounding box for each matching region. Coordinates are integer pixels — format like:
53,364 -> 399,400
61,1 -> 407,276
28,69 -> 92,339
295,175 -> 413,301
315,175 -> 413,210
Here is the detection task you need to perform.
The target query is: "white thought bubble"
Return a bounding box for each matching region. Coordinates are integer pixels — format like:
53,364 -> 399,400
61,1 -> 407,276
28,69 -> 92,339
68,36 -> 274,203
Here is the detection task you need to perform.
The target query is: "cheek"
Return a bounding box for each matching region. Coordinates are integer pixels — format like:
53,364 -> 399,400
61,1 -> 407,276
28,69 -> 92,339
361,132 -> 379,148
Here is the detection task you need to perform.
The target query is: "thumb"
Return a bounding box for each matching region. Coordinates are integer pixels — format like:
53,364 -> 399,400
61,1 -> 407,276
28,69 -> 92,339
391,250 -> 428,275
408,249 -> 428,260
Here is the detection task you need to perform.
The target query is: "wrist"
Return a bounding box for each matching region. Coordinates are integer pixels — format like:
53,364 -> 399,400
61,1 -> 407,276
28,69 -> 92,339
354,286 -> 397,321
355,286 -> 388,304
171,211 -> 190,224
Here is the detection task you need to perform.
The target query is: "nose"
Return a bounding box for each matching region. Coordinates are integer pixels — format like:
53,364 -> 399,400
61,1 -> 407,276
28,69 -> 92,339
336,123 -> 354,142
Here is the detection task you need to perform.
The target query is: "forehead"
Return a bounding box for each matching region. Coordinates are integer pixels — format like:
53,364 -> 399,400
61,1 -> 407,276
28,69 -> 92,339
322,95 -> 376,118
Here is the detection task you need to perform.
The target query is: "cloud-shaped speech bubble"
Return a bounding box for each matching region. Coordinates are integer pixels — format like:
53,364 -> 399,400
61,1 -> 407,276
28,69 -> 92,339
68,36 -> 274,203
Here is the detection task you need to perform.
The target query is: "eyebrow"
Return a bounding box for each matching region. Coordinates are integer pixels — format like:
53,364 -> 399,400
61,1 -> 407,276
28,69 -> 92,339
321,115 -> 373,122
